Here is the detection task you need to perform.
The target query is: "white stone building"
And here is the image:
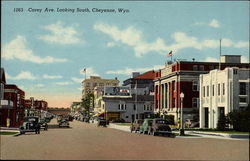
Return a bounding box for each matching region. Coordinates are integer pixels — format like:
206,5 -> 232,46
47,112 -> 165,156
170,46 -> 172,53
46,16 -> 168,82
199,67 -> 250,128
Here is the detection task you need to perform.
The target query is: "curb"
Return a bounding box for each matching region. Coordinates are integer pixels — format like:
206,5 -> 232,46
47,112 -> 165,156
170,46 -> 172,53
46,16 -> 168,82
189,131 -> 249,139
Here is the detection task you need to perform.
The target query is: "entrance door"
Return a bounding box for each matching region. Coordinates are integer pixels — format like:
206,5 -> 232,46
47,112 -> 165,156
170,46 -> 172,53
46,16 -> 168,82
131,114 -> 134,122
204,108 -> 209,128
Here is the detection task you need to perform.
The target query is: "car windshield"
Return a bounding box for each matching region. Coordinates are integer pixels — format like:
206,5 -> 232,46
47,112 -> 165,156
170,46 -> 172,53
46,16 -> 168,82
155,120 -> 167,124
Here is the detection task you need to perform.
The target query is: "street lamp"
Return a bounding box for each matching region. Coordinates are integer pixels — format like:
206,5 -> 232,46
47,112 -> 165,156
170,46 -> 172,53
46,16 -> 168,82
179,92 -> 185,136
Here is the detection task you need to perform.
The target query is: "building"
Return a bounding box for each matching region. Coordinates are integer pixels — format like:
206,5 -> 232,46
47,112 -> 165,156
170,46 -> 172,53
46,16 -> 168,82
24,99 -> 48,118
93,71 -> 155,122
199,67 -> 250,129
47,108 -> 70,116
81,76 -> 119,99
0,68 -> 26,127
154,55 -> 249,124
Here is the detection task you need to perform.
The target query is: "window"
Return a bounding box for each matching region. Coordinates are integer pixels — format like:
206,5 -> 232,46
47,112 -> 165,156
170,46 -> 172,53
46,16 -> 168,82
233,69 -> 238,75
222,83 -> 225,95
99,83 -> 104,86
172,81 -> 176,91
193,65 -> 198,71
203,86 -> 206,97
209,66 -> 214,70
199,65 -> 204,71
192,98 -> 199,108
124,104 -> 127,110
206,86 -> 209,97
121,104 -> 124,110
212,85 -> 215,96
239,97 -> 247,103
93,83 -> 97,87
118,104 -> 120,110
218,84 -> 220,96
133,104 -> 136,110
240,82 -> 246,95
172,98 -> 176,107
192,80 -> 198,91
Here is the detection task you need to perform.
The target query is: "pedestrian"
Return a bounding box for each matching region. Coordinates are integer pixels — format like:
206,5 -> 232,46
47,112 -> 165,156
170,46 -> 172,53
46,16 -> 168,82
6,118 -> 10,128
177,118 -> 181,129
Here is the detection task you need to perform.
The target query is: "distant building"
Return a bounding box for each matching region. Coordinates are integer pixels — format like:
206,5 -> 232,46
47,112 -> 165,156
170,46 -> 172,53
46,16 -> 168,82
93,71 -> 155,122
199,67 -> 250,129
81,76 -> 119,99
24,99 -> 48,117
47,108 -> 70,116
154,55 -> 249,124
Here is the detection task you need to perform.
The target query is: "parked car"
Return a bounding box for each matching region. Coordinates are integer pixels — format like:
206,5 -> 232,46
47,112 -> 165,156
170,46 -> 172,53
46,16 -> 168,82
39,118 -> 48,131
139,118 -> 153,134
19,116 -> 41,134
97,118 -> 109,127
148,118 -> 174,137
130,119 -> 143,133
59,119 -> 70,128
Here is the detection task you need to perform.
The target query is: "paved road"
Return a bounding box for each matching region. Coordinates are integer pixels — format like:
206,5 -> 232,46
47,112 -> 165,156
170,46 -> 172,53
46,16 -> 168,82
0,119 -> 249,160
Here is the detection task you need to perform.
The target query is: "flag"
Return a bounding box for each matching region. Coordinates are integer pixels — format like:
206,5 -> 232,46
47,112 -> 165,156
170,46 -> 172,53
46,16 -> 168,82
82,68 -> 86,73
167,51 -> 172,57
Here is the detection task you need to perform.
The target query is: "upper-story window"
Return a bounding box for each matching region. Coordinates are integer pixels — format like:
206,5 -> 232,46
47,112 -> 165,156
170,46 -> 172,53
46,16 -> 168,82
193,65 -> 198,71
209,66 -> 214,70
240,82 -> 246,95
86,83 -> 90,87
199,65 -> 204,71
233,69 -> 238,75
192,98 -> 199,108
222,83 -> 225,95
172,81 -> 176,91
218,84 -> 220,96
203,86 -> 206,97
192,80 -> 198,91
212,85 -> 215,96
206,86 -> 209,97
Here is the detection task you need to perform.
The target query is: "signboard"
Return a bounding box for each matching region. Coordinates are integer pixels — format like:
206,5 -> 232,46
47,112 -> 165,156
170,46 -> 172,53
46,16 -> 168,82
0,100 -> 14,109
104,86 -> 131,97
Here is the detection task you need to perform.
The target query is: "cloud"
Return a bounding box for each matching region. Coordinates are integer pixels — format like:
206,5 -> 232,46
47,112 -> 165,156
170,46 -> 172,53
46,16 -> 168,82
35,84 -> 45,87
94,23 -> 168,57
38,21 -> 82,44
6,71 -> 37,80
2,35 -> 68,64
71,77 -> 84,83
106,65 -> 164,75
80,67 -> 99,78
194,19 -> 220,28
169,33 -> 249,53
43,74 -> 62,79
209,19 -> 220,28
55,82 -> 72,85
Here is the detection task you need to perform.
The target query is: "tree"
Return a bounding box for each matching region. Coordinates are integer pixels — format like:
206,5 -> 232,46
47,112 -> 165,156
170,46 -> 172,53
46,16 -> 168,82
227,105 -> 250,132
82,93 -> 94,119
217,114 -> 228,131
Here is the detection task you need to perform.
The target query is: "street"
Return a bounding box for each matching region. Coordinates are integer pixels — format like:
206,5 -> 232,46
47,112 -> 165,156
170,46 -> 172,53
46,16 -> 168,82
0,119 -> 249,160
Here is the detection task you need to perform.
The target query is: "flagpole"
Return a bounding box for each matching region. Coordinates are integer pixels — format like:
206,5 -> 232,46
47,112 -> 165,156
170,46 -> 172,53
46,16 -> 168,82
219,39 -> 222,70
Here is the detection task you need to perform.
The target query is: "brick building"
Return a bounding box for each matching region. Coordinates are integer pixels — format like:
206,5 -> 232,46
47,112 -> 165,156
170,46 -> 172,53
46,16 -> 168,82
154,55 -> 249,124
0,68 -> 26,127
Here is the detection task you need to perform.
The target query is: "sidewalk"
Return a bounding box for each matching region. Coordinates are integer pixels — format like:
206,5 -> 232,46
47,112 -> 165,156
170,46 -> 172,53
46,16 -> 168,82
0,127 -> 19,133
108,124 -> 249,139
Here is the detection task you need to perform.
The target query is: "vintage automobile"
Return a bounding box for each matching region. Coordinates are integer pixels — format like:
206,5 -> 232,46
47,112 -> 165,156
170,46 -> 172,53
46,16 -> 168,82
130,119 -> 143,133
19,116 -> 41,134
97,118 -> 109,127
58,119 -> 70,128
139,118 -> 153,134
39,118 -> 48,131
148,118 -> 174,137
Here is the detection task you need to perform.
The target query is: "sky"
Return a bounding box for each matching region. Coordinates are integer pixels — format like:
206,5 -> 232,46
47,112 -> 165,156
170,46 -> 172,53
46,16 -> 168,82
1,1 -> 249,108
